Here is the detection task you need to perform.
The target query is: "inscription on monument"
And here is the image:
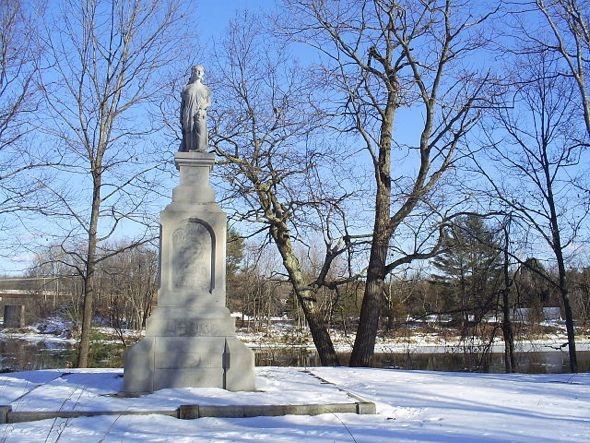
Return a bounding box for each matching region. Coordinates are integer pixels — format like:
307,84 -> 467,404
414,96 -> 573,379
172,220 -> 214,292
161,318 -> 232,336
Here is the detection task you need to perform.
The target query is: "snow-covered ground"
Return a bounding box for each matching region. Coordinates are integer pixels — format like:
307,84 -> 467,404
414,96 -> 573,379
4,317 -> 590,356
0,366 -> 588,442
233,318 -> 590,354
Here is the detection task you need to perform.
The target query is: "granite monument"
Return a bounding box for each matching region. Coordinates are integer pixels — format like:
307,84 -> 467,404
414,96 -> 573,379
123,66 -> 255,393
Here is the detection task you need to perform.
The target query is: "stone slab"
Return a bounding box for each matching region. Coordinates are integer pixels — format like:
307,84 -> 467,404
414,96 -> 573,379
0,368 -> 376,425
2,400 -> 375,424
124,336 -> 255,392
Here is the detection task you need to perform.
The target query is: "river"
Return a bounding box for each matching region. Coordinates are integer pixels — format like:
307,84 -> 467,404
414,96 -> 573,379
1,338 -> 588,373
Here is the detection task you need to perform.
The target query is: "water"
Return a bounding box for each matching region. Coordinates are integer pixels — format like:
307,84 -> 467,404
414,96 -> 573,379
0,339 -> 76,372
1,338 -> 589,374
255,349 -> 590,373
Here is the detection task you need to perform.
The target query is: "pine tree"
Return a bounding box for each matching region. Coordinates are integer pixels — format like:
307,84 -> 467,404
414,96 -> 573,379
431,215 -> 502,327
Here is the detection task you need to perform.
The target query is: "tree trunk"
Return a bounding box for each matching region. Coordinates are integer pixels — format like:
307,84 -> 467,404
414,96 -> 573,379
77,275 -> 93,367
500,223 -> 515,373
501,288 -> 514,373
349,275 -> 384,367
350,88 -> 394,367
301,300 -> 339,366
77,176 -> 101,368
549,183 -> 578,372
554,226 -> 577,372
350,194 -> 391,367
271,222 -> 339,366
501,234 -> 515,373
561,288 -> 578,372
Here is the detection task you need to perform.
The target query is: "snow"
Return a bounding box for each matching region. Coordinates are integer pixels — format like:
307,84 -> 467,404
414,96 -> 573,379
237,329 -> 590,358
5,319 -> 590,357
1,367 -> 588,442
2,323 -> 590,440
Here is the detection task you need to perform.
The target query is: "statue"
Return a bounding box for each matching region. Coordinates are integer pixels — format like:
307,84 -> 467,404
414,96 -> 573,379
124,73 -> 256,391
180,65 -> 211,152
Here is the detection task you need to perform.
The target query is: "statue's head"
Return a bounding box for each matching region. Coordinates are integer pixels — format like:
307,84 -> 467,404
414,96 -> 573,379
190,65 -> 205,82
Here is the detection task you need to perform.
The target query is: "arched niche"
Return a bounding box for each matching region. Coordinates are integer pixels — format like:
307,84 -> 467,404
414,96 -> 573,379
171,219 -> 216,293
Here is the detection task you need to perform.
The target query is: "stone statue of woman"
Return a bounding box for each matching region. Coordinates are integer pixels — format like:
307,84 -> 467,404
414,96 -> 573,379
180,65 -> 211,152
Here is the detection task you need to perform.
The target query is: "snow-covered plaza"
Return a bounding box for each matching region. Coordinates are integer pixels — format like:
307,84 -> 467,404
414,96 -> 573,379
1,366 -> 588,442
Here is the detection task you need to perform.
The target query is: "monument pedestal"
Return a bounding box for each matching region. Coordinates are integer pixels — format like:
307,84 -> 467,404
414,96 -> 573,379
124,152 -> 255,393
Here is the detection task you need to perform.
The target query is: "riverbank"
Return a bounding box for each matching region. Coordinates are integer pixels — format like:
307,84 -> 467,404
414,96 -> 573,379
235,323 -> 590,354
2,319 -> 590,372
3,322 -> 590,354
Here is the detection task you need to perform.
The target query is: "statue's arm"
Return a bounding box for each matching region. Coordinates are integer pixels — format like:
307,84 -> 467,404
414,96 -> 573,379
204,86 -> 212,109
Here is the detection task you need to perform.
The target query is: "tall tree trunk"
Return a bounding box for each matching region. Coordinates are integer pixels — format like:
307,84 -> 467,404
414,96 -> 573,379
548,178 -> 578,372
501,222 -> 515,373
501,281 -> 515,373
77,273 -> 94,367
77,176 -> 101,368
553,231 -> 577,373
271,222 -> 339,366
552,202 -> 577,372
350,156 -> 392,366
350,196 -> 391,367
501,231 -> 515,373
300,297 -> 339,366
350,83 -> 394,367
561,288 -> 577,372
501,293 -> 514,373
349,272 -> 385,367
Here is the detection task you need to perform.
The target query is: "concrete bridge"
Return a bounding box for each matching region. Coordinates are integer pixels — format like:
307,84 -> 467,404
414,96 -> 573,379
0,278 -> 64,328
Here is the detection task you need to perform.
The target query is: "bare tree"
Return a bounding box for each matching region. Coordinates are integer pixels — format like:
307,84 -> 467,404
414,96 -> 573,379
39,0 -> 193,367
0,0 -> 36,206
0,1 -> 55,233
517,0 -> 590,138
96,243 -> 158,342
281,0 -> 496,366
209,14 -> 359,365
474,50 -> 590,372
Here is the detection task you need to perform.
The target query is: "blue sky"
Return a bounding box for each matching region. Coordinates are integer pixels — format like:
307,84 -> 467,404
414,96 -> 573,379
3,1 -> 586,275
196,0 -> 278,43
0,1 -> 281,276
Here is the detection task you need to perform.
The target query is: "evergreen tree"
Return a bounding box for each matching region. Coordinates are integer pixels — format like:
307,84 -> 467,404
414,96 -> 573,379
431,215 -> 502,327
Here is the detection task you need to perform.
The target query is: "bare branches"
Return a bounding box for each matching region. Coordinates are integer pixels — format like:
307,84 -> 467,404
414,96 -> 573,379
209,12 -> 364,364
279,0 -> 497,366
36,0 -> 193,367
0,0 -> 58,224
508,0 -> 590,139
0,1 -> 37,150
472,33 -> 589,371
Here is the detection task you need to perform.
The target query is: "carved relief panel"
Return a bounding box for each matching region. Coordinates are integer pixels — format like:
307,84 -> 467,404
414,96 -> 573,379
171,219 -> 215,292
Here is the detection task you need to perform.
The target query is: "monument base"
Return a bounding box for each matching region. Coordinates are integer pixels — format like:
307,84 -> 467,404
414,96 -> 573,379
123,316 -> 255,393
